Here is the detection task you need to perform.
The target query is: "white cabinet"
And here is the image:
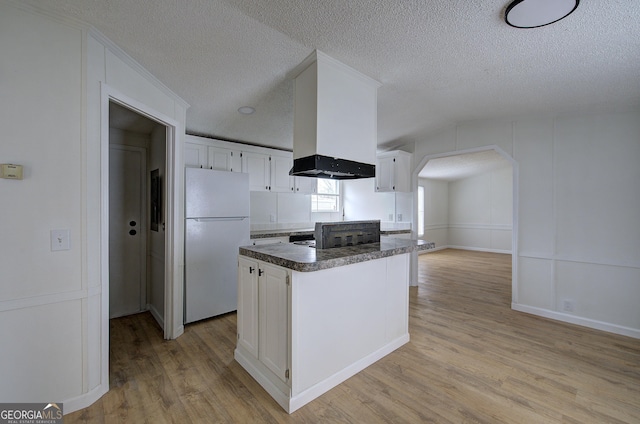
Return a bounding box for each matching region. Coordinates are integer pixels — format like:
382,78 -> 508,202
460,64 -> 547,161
376,150 -> 411,192
237,257 -> 290,384
242,151 -> 271,191
209,146 -> 241,172
258,262 -> 289,382
184,142 -> 207,168
242,152 -> 293,192
185,138 -> 240,172
289,176 -> 317,194
237,257 -> 259,358
270,155 -> 293,193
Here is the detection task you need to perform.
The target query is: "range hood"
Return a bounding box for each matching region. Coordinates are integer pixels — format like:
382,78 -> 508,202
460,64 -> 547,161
290,50 -> 381,179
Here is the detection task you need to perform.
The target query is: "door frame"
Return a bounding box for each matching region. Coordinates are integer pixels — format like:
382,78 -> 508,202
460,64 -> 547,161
411,145 -> 519,303
108,144 -> 148,317
100,85 -> 184,386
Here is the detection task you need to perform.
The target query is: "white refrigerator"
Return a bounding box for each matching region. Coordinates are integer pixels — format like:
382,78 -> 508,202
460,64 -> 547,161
184,168 -> 250,323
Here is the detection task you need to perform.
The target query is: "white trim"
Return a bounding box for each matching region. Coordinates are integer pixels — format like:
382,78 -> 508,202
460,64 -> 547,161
63,383 -> 109,416
448,223 -> 513,231
411,145 -> 519,293
288,335 -> 409,413
512,303 -> 640,340
0,290 -> 87,313
148,303 -> 165,330
235,335 -> 410,414
88,28 -> 189,109
84,83 -> 183,414
446,245 -> 512,255
519,252 -> 640,270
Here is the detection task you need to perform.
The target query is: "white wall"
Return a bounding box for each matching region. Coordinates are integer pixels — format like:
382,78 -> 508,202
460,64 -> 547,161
448,166 -> 512,252
0,1 -> 84,403
411,107 -> 640,338
0,0 -> 188,412
342,178 -> 413,224
419,178 -> 449,247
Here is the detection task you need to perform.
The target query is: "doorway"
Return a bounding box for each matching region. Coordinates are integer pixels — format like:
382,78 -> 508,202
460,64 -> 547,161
108,101 -> 166,329
413,146 -> 518,302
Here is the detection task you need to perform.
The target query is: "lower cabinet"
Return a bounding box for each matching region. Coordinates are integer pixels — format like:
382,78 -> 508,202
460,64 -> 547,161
237,257 -> 290,384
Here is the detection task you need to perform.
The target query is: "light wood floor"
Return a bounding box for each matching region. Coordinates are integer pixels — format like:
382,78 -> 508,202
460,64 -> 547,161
67,249 -> 640,423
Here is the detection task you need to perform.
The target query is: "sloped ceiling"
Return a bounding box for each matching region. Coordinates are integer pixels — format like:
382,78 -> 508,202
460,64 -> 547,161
25,0 -> 640,150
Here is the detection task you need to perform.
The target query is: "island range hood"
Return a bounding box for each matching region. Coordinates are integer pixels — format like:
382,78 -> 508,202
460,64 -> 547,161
290,50 -> 381,179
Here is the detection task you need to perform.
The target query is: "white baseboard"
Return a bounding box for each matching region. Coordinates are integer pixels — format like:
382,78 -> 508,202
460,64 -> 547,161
148,303 -> 165,331
63,383 -> 108,415
420,245 -> 511,254
235,334 -> 410,414
288,334 -> 410,413
512,303 -> 640,339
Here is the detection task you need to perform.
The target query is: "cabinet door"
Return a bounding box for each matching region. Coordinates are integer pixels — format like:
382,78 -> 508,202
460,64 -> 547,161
393,154 -> 411,192
270,155 -> 293,192
238,257 -> 259,358
293,176 -> 317,194
185,143 -> 207,168
208,146 -> 233,171
242,152 -> 271,191
376,156 -> 395,191
259,263 -> 289,383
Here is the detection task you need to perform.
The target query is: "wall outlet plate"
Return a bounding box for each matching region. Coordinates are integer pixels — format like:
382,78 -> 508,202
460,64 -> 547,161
562,300 -> 575,312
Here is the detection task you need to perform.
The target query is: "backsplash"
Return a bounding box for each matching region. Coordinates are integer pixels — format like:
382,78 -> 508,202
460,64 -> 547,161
250,191 -> 341,230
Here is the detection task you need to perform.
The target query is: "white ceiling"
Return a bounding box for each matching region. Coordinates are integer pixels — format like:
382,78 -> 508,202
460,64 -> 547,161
419,150 -> 511,181
26,1 -> 640,151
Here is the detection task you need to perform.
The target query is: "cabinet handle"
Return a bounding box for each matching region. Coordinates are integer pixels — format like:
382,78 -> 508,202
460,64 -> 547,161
210,166 -> 213,169
249,266 -> 254,274
200,165 -> 203,169
393,186 -> 395,190
258,269 -> 264,276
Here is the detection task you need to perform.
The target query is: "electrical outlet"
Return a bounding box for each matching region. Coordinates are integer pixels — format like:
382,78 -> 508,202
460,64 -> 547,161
388,214 -> 394,221
270,214 -> 276,223
50,229 -> 70,251
397,213 -> 403,222
562,300 -> 575,312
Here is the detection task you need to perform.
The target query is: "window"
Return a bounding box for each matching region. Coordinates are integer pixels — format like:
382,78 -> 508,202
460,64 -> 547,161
311,179 -> 340,212
418,185 -> 425,237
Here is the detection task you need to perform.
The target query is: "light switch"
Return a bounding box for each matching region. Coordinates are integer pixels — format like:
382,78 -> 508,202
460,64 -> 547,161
51,229 -> 70,251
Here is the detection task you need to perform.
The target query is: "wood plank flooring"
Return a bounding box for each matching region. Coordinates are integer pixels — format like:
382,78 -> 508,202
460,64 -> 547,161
66,249 -> 640,423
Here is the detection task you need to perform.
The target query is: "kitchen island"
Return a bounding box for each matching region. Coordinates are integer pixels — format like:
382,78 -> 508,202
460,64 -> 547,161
235,238 -> 435,413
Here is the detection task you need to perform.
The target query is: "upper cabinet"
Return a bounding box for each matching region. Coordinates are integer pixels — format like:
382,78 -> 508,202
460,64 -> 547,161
241,151 -> 293,192
290,176 -> 316,194
242,151 -> 272,191
186,135 -> 308,193
185,135 -> 241,172
375,150 -> 412,192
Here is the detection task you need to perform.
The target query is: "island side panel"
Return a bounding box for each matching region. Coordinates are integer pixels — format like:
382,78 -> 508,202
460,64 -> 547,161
385,253 -> 410,340
290,254 -> 410,398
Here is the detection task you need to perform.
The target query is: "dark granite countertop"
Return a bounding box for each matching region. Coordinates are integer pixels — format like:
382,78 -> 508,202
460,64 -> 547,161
239,238 -> 435,272
250,227 -> 411,239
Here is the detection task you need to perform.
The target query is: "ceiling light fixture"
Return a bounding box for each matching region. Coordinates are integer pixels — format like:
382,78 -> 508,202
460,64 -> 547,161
238,106 -> 255,115
505,0 -> 579,29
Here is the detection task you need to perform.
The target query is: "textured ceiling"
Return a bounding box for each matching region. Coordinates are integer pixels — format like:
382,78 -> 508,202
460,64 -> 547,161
25,0 -> 640,150
419,150 -> 511,181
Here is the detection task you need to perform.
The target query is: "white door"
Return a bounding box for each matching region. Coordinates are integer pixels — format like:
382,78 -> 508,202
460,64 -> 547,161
109,145 -> 146,318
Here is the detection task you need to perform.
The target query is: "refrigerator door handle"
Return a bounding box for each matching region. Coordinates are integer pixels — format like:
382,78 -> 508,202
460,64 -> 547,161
191,217 -> 248,222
